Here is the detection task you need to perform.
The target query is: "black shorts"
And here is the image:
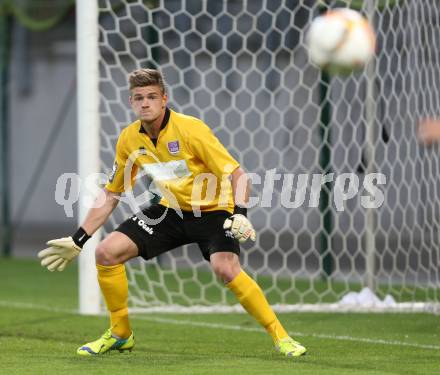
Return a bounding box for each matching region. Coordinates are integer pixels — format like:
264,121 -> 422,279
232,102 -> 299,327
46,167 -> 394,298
115,204 -> 240,261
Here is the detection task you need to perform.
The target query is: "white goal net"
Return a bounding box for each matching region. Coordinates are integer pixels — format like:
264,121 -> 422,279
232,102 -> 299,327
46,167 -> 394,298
81,0 -> 440,313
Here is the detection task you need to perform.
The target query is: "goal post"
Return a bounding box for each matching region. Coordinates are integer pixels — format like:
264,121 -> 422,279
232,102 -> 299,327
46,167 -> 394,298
77,0 -> 440,314
76,0 -> 101,315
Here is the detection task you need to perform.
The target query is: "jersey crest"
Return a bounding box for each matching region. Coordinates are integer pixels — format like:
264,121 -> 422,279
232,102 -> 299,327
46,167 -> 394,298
167,140 -> 180,155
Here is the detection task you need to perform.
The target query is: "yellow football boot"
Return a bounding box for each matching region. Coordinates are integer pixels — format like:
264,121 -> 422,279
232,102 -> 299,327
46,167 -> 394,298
77,329 -> 134,356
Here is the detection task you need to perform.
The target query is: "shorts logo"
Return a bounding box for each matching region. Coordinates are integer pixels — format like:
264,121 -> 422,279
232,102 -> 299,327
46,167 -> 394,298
139,146 -> 147,155
132,216 -> 154,235
109,162 -> 117,183
167,140 -> 180,155
225,230 -> 234,239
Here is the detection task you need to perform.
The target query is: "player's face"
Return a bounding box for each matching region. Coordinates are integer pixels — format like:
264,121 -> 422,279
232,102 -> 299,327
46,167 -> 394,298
130,85 -> 167,124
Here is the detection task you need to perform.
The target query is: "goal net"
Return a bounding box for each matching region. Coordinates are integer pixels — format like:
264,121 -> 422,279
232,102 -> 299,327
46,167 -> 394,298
79,0 -> 440,313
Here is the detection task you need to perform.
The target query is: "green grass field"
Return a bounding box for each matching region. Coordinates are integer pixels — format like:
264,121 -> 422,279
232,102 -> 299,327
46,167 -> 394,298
1,258 -> 439,375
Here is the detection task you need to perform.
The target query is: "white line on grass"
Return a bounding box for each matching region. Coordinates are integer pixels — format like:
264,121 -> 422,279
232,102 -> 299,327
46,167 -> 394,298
133,316 -> 440,351
2,299 -> 439,351
0,300 -> 76,314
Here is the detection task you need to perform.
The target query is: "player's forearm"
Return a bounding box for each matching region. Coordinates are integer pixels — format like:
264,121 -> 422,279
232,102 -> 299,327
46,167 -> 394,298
225,167 -> 256,243
231,167 -> 250,208
418,118 -> 440,145
80,189 -> 120,235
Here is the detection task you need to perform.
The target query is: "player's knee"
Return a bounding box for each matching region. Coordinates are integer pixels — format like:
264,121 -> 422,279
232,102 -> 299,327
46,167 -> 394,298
212,261 -> 240,283
95,242 -> 118,266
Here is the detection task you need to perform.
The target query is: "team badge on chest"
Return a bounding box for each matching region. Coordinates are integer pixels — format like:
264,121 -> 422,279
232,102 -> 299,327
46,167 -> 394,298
167,140 -> 180,155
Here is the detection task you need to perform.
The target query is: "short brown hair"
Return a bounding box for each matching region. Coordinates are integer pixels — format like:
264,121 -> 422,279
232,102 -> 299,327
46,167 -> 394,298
129,68 -> 166,94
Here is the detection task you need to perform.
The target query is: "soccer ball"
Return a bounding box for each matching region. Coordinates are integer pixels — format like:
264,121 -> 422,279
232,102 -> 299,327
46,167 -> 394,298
307,8 -> 376,74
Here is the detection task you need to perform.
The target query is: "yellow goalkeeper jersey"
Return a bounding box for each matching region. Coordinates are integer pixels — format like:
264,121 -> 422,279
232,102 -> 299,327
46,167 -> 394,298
105,108 -> 240,213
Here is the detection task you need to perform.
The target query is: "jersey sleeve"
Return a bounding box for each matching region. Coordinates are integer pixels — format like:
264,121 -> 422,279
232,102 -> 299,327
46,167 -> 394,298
188,121 -> 240,176
105,131 -> 138,193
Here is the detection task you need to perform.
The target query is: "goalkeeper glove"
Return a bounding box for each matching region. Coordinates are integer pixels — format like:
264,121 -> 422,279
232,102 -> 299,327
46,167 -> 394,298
38,227 -> 90,272
223,206 -> 256,243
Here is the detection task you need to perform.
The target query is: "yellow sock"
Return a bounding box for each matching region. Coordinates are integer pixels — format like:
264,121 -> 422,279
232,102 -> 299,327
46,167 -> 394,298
227,270 -> 289,343
97,264 -> 131,338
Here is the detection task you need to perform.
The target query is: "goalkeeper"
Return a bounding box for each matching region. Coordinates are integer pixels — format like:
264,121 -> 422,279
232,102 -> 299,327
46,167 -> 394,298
38,68 -> 306,358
